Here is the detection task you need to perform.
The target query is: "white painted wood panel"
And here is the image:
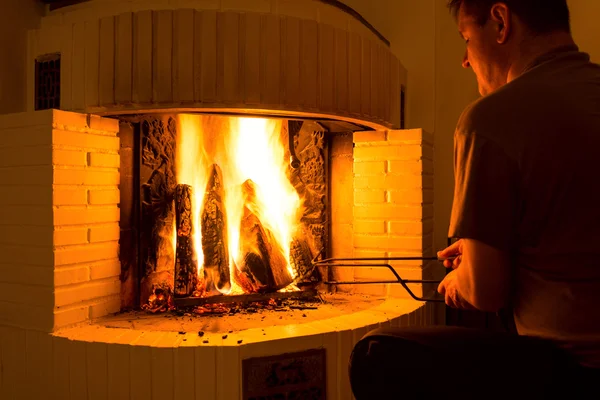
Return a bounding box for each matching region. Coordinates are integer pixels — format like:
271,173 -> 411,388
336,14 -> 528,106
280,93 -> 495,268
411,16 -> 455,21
84,19 -> 100,108
153,11 -> 173,103
36,8 -> 402,128
115,12 -> 133,104
173,9 -> 194,103
99,16 -> 116,107
261,14 -> 281,106
133,10 -> 153,104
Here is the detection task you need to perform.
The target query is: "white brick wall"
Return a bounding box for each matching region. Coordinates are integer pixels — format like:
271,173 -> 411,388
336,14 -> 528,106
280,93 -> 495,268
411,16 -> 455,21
0,110 -> 55,331
52,110 -> 121,329
332,129 -> 436,299
0,109 -> 121,332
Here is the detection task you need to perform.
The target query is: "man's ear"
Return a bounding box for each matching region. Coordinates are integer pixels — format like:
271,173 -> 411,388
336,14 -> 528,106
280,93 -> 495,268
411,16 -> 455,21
490,3 -> 511,44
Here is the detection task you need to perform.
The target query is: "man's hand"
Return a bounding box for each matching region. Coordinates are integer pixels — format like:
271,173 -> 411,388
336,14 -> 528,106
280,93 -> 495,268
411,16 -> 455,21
437,270 -> 476,309
437,238 -> 511,312
437,239 -> 463,269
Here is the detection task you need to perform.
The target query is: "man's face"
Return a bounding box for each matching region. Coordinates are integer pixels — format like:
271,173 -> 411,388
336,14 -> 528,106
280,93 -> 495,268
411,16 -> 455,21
457,4 -> 508,96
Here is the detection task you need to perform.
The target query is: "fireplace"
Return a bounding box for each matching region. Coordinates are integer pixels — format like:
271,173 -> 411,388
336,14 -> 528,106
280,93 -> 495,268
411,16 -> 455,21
120,114 -> 332,311
0,1 -> 437,399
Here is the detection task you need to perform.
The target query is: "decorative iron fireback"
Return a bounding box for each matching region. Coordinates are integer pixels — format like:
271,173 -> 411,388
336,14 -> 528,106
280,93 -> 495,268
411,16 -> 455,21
139,116 -> 178,292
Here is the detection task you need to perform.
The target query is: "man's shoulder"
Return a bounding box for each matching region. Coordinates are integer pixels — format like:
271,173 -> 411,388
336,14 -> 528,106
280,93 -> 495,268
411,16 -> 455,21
456,91 -> 510,138
456,76 -> 550,140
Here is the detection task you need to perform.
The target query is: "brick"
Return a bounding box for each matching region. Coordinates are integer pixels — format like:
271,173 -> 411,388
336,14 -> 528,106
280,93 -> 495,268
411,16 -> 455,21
354,175 -> 432,190
354,220 -> 386,234
388,221 -> 432,236
387,129 -> 432,145
88,114 -> 120,133
88,152 -> 120,168
54,207 -> 120,226
89,295 -> 121,319
53,149 -> 88,166
88,189 -> 120,205
89,224 -> 120,243
55,266 -> 90,286
0,226 -> 52,246
0,186 -> 51,206
0,263 -> 53,286
388,159 -> 431,175
90,259 -> 120,280
353,161 -> 386,175
52,130 -> 120,150
0,166 -> 52,185
353,131 -> 386,142
53,305 -> 89,329
54,228 -> 89,246
354,190 -> 386,204
388,189 -> 434,205
354,204 -> 432,220
54,243 -> 119,266
55,278 -> 120,307
353,235 -> 425,252
354,144 -> 423,161
0,146 -> 52,167
53,188 -> 88,205
0,205 -> 52,226
52,110 -> 89,131
53,168 -> 120,185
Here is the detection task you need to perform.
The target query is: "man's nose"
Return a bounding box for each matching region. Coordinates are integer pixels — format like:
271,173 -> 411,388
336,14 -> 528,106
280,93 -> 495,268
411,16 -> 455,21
462,51 -> 470,68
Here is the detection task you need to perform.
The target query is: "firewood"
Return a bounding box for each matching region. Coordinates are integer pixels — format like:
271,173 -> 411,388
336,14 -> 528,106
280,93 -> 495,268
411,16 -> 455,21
174,184 -> 198,297
236,180 -> 293,292
201,164 -> 231,293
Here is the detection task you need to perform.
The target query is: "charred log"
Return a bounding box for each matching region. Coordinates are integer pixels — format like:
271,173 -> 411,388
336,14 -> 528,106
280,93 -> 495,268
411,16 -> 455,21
201,164 -> 231,293
236,180 -> 293,292
174,184 -> 198,297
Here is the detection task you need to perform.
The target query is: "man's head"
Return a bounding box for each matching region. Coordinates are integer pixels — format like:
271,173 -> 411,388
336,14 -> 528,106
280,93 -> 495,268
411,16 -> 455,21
448,0 -> 571,96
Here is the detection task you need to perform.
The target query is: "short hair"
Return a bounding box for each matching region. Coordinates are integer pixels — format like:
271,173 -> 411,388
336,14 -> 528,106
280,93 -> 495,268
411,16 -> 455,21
447,0 -> 571,34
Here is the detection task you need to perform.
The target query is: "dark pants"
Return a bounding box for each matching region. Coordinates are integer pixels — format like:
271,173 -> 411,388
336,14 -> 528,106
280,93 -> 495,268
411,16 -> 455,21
349,326 -> 598,400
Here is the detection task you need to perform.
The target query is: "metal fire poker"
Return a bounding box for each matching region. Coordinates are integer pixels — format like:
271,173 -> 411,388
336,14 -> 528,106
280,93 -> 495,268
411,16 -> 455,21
311,255 -> 459,303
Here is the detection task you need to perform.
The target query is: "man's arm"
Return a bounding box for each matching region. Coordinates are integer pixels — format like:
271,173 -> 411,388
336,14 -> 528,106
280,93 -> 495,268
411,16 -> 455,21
438,238 -> 511,312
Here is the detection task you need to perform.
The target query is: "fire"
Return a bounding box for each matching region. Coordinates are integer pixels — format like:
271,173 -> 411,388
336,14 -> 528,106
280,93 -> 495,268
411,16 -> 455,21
176,115 -> 301,295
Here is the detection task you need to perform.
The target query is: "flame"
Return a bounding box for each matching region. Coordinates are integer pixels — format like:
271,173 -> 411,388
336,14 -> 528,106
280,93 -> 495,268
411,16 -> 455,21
175,115 -> 301,294
176,115 -> 208,276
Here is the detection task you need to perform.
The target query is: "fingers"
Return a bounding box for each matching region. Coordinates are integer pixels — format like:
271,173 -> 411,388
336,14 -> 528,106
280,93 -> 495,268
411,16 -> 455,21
437,239 -> 462,259
437,279 -> 446,295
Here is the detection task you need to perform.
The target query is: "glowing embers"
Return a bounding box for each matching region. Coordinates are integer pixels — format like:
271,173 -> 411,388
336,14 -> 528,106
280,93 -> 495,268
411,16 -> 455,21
175,115 -> 302,298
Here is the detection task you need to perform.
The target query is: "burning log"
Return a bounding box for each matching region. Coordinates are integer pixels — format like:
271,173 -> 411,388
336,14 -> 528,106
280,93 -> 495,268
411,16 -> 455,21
174,184 -> 198,297
236,180 -> 293,292
201,164 -> 231,293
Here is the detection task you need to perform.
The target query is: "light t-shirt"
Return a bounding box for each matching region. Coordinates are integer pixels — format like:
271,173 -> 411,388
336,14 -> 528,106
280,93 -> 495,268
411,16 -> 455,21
449,45 -> 600,368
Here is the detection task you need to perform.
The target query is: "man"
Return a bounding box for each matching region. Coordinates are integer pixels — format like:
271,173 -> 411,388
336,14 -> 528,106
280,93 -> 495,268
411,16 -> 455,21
349,1 -> 600,398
